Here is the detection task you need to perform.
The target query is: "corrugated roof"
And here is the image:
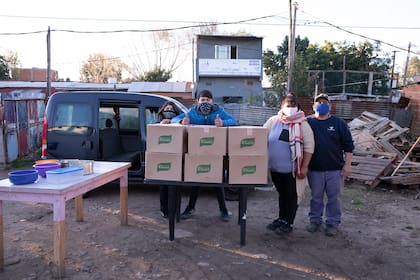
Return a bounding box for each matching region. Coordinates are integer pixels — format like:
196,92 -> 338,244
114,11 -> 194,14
127,82 -> 191,93
0,81 -> 130,90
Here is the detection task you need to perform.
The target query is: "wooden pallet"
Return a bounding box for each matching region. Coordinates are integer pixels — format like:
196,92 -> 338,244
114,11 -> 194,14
349,152 -> 397,188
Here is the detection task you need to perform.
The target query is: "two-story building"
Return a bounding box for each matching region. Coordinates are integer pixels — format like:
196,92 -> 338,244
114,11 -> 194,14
194,34 -> 263,104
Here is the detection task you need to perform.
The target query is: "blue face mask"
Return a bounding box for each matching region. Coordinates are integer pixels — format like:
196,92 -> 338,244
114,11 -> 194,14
315,103 -> 330,115
162,111 -> 176,120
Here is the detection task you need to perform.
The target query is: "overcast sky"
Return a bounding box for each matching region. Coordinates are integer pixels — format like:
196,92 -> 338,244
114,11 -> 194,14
1,0 -> 419,82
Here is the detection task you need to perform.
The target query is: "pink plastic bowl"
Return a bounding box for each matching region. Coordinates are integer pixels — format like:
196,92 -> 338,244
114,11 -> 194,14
33,162 -> 61,178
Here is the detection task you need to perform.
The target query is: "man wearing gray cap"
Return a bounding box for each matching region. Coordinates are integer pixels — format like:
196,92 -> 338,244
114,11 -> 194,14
306,93 -> 354,236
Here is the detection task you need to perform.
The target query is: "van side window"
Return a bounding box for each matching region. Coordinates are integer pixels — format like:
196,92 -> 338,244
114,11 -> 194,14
119,107 -> 139,130
146,107 -> 160,124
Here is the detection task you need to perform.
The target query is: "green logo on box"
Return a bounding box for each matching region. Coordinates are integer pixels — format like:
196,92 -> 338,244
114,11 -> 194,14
241,165 -> 256,175
196,164 -> 211,174
240,138 -> 255,148
157,162 -> 171,172
158,135 -> 172,144
200,137 -> 214,147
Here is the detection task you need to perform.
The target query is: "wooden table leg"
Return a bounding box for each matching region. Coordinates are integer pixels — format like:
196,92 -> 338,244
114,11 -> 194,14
120,172 -> 128,226
75,195 -> 83,222
53,201 -> 66,277
0,201 -> 4,272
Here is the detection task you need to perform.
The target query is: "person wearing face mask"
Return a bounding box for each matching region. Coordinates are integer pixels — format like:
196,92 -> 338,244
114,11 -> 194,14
156,101 -> 183,218
171,89 -> 237,222
306,93 -> 354,237
263,93 -> 314,234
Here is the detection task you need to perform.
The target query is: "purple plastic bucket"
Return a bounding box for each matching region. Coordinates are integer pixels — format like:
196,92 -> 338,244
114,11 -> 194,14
33,162 -> 61,178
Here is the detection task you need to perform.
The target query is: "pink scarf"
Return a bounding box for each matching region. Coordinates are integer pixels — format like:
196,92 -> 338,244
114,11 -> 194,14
278,110 -> 306,177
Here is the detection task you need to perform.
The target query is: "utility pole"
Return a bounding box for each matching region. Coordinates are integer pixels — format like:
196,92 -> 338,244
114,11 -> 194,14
389,50 -> 397,90
403,42 -> 411,86
287,1 -> 297,93
47,26 -> 51,100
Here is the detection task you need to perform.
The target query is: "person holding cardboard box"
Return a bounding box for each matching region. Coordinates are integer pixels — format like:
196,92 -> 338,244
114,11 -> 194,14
172,89 -> 237,222
264,93 -> 314,234
156,101 -> 183,218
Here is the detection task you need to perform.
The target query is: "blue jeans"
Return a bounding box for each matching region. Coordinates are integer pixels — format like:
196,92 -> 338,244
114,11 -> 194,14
307,170 -> 344,225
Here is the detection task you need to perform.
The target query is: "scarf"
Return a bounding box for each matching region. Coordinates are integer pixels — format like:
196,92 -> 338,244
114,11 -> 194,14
278,110 -> 306,177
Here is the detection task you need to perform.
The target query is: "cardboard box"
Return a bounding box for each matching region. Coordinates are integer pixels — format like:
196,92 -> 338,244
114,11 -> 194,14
146,124 -> 187,154
228,155 -> 268,184
187,125 -> 227,155
184,154 -> 224,183
228,126 -> 268,155
145,152 -> 183,181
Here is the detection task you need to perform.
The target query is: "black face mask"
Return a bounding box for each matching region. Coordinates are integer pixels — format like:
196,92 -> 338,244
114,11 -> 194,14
162,111 -> 177,120
198,102 -> 213,114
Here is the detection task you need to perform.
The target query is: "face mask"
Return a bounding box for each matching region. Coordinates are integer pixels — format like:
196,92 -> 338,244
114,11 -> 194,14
199,102 -> 213,114
162,111 -> 176,120
282,107 -> 298,117
315,103 -> 330,116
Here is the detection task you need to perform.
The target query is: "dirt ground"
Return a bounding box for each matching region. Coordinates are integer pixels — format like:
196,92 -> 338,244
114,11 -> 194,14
1,167 -> 420,280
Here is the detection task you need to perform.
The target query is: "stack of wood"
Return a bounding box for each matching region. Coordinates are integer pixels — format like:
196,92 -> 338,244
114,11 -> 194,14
347,111 -> 419,188
348,111 -> 410,158
380,160 -> 420,186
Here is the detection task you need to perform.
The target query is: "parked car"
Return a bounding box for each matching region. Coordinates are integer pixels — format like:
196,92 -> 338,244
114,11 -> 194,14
42,91 -> 187,181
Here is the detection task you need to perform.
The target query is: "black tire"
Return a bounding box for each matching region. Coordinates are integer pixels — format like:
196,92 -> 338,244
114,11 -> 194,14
225,187 -> 252,201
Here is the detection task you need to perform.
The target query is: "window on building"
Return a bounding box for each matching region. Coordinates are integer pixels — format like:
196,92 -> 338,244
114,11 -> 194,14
215,45 -> 238,59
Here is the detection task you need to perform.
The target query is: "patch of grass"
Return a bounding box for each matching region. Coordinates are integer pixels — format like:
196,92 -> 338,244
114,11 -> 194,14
351,198 -> 363,205
10,159 -> 35,169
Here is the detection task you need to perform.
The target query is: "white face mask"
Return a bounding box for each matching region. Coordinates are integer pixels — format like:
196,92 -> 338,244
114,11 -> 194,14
282,107 -> 298,117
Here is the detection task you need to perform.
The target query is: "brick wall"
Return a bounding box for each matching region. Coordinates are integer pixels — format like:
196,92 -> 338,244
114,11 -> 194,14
403,84 -> 420,137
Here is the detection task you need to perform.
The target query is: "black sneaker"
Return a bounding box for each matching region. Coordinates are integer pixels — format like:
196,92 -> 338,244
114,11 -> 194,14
275,222 -> 293,234
267,218 -> 286,231
306,222 -> 321,233
180,208 -> 195,220
160,211 -> 168,219
325,224 -> 338,237
220,210 -> 232,222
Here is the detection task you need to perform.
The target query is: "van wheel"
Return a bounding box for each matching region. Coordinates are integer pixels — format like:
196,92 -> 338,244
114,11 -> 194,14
225,187 -> 251,201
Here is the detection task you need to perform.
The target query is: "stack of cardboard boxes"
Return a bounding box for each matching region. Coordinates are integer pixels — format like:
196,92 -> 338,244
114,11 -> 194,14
145,124 -> 268,185
227,126 -> 268,184
145,124 -> 187,181
184,125 -> 227,183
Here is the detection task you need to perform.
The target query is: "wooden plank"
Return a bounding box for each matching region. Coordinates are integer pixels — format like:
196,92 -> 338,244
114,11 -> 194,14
53,220 -> 65,278
75,195 -> 83,222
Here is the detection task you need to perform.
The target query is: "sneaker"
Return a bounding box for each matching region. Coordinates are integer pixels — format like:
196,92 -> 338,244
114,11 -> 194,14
325,224 -> 338,237
267,218 -> 286,231
275,223 -> 293,234
220,210 -> 232,222
160,211 -> 168,219
180,208 -> 195,220
306,222 -> 321,233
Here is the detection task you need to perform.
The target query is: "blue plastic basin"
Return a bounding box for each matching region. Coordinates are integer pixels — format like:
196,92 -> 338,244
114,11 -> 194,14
8,170 -> 39,185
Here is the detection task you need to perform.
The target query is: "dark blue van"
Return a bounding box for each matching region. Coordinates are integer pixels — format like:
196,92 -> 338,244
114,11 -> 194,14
42,91 -> 187,181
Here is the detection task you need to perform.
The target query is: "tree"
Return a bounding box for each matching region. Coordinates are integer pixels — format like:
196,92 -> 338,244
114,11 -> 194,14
141,66 -> 172,82
402,56 -> 420,84
4,51 -> 21,80
80,53 -> 128,83
0,55 -> 11,80
126,24 -> 219,82
263,37 -> 390,97
127,30 -> 189,82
